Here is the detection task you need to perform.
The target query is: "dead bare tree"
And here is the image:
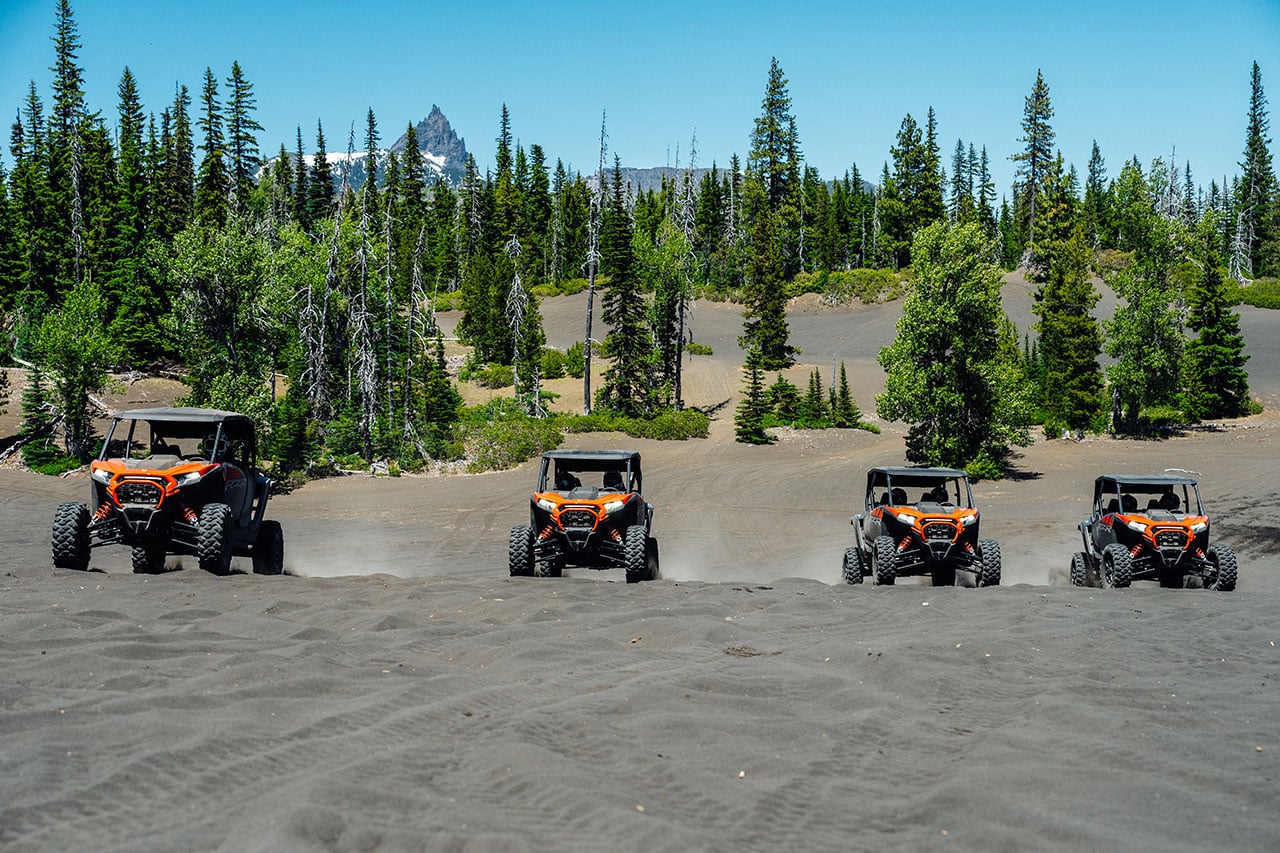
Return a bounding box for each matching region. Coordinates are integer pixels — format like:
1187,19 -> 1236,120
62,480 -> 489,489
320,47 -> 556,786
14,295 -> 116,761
583,111 -> 607,415
350,126 -> 378,459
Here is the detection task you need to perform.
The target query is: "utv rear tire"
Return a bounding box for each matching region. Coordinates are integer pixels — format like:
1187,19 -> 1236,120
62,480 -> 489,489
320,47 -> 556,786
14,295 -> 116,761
978,539 -> 1002,587
198,503 -> 234,575
625,525 -> 649,584
1070,552 -> 1088,587
131,546 -> 165,574
509,525 -> 534,577
872,536 -> 897,586
1102,543 -> 1132,589
645,537 -> 660,582
1206,544 -> 1237,592
252,520 -> 285,575
841,547 -> 865,585
52,502 -> 91,571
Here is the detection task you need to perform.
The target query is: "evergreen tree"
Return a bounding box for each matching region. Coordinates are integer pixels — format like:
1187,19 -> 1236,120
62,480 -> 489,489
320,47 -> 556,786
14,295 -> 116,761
1236,61 -> 1277,277
598,157 -> 656,416
307,120 -> 334,223
292,125 -> 309,228
734,348 -> 772,444
19,364 -> 65,470
1013,69 -> 1055,251
1082,140 -> 1109,247
799,367 -> 828,426
767,373 -> 800,422
195,67 -> 228,226
1183,213 -> 1252,420
225,61 -> 263,212
1032,224 -> 1103,432
739,176 -> 795,369
748,57 -> 803,276
876,221 -> 1032,472
831,361 -> 862,427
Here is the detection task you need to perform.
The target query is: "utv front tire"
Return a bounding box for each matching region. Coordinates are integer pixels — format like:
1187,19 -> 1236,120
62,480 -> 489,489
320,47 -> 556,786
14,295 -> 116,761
1102,543 -> 1132,589
978,539 -> 1002,587
841,547 -> 865,585
1206,544 -> 1237,592
52,502 -> 91,571
509,525 -> 534,577
252,520 -> 285,575
645,537 -> 660,582
625,525 -> 649,584
872,535 -> 897,586
131,546 -> 165,574
198,503 -> 234,575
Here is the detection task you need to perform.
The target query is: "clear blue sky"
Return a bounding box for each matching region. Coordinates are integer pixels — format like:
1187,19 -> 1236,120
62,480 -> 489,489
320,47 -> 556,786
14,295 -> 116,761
3,0 -> 1278,197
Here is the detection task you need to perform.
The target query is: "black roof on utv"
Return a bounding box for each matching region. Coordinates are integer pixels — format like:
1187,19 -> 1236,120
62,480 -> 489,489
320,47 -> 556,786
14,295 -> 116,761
866,466 -> 968,489
543,449 -> 640,466
111,407 -> 253,428
1095,473 -> 1199,487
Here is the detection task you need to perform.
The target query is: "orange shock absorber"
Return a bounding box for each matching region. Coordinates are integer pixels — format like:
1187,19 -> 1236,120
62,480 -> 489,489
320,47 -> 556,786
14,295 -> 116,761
898,536 -> 912,551
538,525 -> 555,541
180,504 -> 197,523
610,528 -> 623,542
1130,543 -> 1143,557
93,502 -> 112,520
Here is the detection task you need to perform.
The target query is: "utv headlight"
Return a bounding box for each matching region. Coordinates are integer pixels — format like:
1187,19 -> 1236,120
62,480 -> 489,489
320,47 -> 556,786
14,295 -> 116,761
961,513 -> 978,526
1190,521 -> 1208,534
536,498 -> 557,512
1127,520 -> 1148,533
604,500 -> 625,514
176,470 -> 208,487
91,467 -> 112,484
894,512 -> 915,524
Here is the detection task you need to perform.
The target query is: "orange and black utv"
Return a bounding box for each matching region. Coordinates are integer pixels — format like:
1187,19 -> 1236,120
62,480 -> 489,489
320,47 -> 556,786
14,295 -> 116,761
1073,473 -> 1236,590
844,466 -> 1000,586
510,449 -> 658,583
51,407 -> 283,576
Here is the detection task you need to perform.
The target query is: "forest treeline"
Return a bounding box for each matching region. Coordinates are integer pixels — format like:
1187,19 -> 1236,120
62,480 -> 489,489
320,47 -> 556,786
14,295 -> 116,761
1,2 -> 1277,478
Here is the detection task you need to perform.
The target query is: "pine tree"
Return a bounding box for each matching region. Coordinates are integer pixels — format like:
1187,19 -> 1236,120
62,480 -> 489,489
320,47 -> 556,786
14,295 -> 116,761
768,373 -> 800,422
1032,224 -> 1103,432
307,120 -> 334,223
1183,213 -> 1252,420
734,348 -> 772,444
292,126 -> 309,228
1236,61 -> 1277,278
19,364 -> 65,470
748,58 -> 803,277
225,61 -> 263,212
1082,140 -> 1109,247
1013,69 -> 1055,251
799,367 -> 828,426
598,156 -> 656,417
831,361 -> 862,427
195,67 -> 228,226
739,176 -> 795,370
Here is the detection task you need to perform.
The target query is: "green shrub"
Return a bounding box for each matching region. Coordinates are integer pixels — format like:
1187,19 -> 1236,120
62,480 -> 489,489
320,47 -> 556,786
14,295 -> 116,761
464,400 -> 563,472
563,341 -> 586,379
792,268 -> 905,305
462,362 -> 514,389
684,342 -> 713,356
1237,277 -> 1280,309
560,408 -> 710,440
541,348 -> 567,379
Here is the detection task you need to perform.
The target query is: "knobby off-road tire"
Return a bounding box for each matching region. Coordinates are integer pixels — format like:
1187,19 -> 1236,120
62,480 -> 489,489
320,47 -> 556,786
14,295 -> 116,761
645,537 -> 660,581
198,503 -> 234,575
873,536 -> 897,586
131,546 -> 165,574
1206,544 -> 1238,592
1070,552 -> 1088,587
52,502 -> 90,571
625,525 -> 650,583
979,539 -> 1002,587
841,547 -> 865,585
252,520 -> 285,575
509,525 -> 534,577
1102,543 -> 1132,589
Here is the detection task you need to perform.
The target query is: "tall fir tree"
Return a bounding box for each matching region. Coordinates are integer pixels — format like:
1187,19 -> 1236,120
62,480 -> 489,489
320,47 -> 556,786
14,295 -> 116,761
739,176 -> 795,370
1183,213 -> 1252,420
598,157 -> 656,417
1031,224 -> 1103,432
225,61 -> 263,212
1236,61 -> 1277,278
734,348 -> 772,444
1013,69 -> 1055,252
194,67 -> 228,226
306,120 -> 334,224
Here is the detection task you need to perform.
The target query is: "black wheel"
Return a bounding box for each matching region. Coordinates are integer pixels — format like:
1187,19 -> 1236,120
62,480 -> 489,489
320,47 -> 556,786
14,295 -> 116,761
978,539 -> 1001,587
535,548 -> 563,578
1101,543 -> 1132,589
197,503 -> 234,575
872,535 -> 897,586
1070,552 -> 1088,587
645,537 -> 660,581
508,525 -> 534,577
841,547 -> 865,585
52,502 -> 90,571
625,524 -> 648,583
252,520 -> 285,575
131,545 -> 166,574
1206,544 -> 1237,592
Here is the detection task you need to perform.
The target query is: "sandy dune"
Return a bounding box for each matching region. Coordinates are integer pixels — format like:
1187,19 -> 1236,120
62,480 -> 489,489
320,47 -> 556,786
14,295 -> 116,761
2,275 -> 1278,850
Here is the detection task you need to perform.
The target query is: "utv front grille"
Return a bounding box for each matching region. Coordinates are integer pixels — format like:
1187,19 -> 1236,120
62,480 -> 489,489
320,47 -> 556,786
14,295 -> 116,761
117,480 -> 163,505
922,521 -> 956,541
1155,529 -> 1187,549
560,508 -> 597,529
